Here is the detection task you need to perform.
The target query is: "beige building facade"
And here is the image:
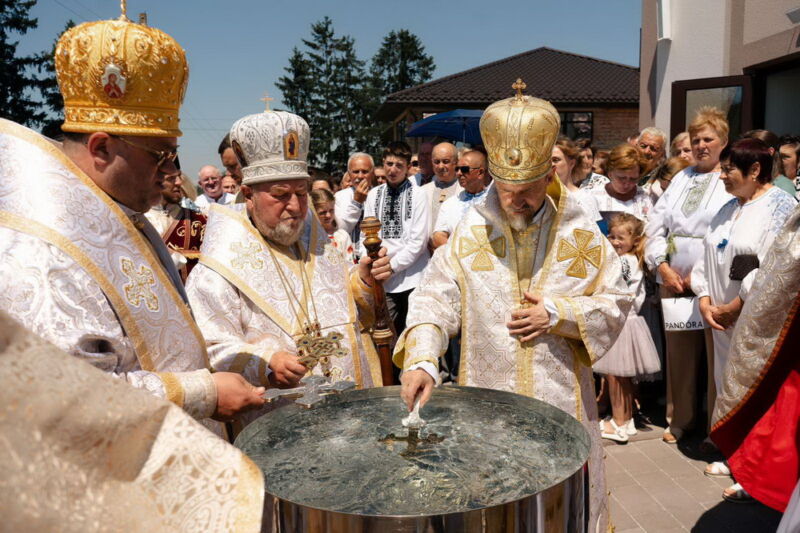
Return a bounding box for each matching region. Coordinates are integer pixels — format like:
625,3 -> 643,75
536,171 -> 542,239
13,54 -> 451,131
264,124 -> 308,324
641,0 -> 800,139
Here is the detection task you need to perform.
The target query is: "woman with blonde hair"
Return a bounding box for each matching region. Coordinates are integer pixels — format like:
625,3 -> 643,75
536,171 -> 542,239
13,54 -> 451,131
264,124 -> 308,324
645,106 -> 733,445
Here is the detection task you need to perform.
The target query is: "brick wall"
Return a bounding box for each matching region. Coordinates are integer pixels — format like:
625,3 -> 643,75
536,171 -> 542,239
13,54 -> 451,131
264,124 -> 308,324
591,107 -> 640,149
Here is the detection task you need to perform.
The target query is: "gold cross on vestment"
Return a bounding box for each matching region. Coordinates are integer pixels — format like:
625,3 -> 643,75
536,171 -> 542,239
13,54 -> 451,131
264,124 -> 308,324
457,225 -> 506,271
260,91 -> 274,111
120,258 -> 159,311
556,228 -> 602,279
230,241 -> 264,270
512,78 -> 527,100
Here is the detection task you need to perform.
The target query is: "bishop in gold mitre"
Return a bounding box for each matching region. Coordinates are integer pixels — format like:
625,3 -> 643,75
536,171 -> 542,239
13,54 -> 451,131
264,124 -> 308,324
0,5 -> 265,436
395,80 -> 633,532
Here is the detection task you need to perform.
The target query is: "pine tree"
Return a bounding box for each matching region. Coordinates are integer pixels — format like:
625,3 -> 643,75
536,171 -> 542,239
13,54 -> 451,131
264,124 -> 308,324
369,30 -> 435,97
0,0 -> 48,127
278,17 -> 368,173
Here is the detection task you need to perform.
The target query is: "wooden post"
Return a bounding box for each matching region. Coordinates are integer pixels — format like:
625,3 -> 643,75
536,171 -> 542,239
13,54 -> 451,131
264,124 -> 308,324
360,216 -> 396,386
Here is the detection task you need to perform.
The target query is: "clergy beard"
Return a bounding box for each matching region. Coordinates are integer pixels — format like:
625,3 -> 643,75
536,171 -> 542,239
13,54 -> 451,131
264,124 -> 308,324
257,218 -> 304,246
507,213 -> 531,232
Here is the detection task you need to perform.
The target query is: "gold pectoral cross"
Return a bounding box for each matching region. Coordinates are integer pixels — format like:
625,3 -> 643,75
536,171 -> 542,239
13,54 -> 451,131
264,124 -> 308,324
457,225 -> 506,271
296,322 -> 348,377
556,228 -> 602,279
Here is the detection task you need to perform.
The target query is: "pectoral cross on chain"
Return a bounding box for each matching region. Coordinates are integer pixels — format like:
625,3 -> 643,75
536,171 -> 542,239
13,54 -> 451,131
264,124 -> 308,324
295,323 -> 349,377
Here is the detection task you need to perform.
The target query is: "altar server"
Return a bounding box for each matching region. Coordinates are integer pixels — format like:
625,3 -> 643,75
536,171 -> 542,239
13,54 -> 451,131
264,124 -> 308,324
391,80 -> 633,532
186,110 -> 382,430
0,6 -> 264,436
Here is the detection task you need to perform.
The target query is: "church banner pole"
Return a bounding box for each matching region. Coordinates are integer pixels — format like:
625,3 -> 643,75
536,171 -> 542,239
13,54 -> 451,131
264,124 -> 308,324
360,216 -> 396,386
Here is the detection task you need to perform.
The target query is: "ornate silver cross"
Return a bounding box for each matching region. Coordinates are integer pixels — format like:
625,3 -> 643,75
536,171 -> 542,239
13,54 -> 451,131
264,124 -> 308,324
264,375 -> 356,408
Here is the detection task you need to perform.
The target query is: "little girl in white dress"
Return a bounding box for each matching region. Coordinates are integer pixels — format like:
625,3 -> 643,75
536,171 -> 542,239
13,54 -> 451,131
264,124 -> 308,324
595,213 -> 662,442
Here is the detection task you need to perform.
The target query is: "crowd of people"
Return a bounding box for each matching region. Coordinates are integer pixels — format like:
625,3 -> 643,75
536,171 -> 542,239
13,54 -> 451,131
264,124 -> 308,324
2,8 -> 800,532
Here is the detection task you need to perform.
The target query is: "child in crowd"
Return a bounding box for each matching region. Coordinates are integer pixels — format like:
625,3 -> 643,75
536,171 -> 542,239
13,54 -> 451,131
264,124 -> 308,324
310,188 -> 357,264
595,213 -> 662,443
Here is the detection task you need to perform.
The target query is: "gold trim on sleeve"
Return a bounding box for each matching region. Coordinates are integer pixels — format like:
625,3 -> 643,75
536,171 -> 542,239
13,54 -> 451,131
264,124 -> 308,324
156,372 -> 185,407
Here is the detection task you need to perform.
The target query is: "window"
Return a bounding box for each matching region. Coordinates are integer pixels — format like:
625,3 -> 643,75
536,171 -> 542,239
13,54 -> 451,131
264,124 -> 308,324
560,112 -> 593,141
671,76 -> 753,141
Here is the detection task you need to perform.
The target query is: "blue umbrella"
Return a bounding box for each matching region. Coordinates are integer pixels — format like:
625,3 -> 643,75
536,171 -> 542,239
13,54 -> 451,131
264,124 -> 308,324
405,109 -> 484,145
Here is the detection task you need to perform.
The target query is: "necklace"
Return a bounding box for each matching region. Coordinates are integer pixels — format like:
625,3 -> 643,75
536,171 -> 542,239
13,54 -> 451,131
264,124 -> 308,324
264,238 -> 347,378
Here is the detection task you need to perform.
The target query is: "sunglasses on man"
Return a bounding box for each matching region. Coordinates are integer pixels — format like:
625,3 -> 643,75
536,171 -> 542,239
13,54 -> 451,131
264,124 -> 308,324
410,160 -> 419,167
456,166 -> 482,174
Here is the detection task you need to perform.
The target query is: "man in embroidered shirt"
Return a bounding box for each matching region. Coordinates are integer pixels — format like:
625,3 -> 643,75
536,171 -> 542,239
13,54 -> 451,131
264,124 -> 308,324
0,13 -> 265,435
362,141 -> 430,336
431,150 -> 491,249
389,86 -> 631,532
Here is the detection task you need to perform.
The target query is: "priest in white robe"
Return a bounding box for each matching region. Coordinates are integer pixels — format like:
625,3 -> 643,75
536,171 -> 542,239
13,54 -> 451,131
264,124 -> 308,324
391,82 -> 632,532
186,109 -> 382,430
0,10 -> 264,437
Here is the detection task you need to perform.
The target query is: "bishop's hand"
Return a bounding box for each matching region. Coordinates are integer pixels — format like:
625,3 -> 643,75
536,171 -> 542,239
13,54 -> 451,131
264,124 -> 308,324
268,350 -> 307,388
400,369 -> 435,411
507,291 -> 550,343
211,371 -> 266,421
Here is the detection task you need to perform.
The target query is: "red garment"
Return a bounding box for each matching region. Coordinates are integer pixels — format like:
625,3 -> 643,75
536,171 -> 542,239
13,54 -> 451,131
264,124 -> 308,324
712,294 -> 800,512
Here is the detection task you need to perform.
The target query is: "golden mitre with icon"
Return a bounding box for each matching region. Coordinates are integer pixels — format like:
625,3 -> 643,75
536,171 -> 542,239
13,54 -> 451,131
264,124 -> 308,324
479,79 -> 561,183
55,2 -> 188,137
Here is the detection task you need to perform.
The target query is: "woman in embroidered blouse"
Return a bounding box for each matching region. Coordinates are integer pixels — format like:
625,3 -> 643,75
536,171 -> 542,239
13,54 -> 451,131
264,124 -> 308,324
644,107 -> 733,445
692,138 -> 796,498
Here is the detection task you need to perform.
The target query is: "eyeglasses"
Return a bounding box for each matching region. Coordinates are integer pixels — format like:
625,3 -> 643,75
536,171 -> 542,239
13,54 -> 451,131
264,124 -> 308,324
456,166 -> 482,174
410,160 -> 419,167
113,135 -> 179,168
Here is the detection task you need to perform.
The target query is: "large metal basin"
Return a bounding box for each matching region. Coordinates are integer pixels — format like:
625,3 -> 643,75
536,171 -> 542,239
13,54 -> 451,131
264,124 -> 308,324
235,385 -> 590,532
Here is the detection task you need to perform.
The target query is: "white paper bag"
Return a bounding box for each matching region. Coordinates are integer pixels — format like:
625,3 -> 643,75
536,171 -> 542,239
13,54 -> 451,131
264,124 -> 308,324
662,296 -> 706,331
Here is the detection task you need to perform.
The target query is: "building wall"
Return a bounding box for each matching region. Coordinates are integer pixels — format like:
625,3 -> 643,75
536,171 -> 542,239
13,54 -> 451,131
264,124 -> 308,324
591,107 -> 640,149
640,0 -> 730,133
641,0 -> 800,136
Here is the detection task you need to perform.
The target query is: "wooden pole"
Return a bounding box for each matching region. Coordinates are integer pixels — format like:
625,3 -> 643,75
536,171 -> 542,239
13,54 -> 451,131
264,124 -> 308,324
360,216 -> 396,386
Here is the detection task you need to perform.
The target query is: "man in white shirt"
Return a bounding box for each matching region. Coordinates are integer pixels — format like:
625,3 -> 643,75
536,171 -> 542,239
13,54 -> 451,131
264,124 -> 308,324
431,150 -> 491,249
334,152 -> 375,248
362,141 -> 430,336
194,165 -> 235,209
421,142 -> 461,243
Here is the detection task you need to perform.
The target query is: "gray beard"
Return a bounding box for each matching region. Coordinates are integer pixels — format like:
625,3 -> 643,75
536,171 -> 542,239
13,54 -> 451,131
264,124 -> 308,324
258,219 -> 304,246
507,213 -> 531,232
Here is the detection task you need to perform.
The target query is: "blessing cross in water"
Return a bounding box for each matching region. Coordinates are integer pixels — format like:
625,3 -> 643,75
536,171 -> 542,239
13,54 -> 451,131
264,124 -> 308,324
378,427 -> 445,458
264,375 -> 355,408
260,91 -> 274,111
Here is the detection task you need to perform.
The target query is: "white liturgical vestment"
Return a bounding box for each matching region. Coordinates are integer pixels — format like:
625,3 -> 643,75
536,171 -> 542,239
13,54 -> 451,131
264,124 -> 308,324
186,205 -> 382,429
393,182 -> 633,532
0,119 -> 221,436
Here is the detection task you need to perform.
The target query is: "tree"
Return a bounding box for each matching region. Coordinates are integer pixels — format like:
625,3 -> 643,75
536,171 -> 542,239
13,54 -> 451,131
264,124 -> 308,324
278,17 -> 369,173
36,20 -> 74,138
0,0 -> 48,127
369,30 -> 435,97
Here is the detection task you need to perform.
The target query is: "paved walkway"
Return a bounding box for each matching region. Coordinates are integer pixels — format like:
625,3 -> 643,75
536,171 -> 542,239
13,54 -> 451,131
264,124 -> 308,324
604,426 -> 783,532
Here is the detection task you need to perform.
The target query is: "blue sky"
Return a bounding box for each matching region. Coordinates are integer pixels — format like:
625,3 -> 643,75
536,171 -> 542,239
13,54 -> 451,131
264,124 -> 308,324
20,0 -> 642,181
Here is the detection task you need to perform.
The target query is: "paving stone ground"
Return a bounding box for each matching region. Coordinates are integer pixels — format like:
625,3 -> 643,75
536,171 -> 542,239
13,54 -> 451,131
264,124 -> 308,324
603,424 -> 783,532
